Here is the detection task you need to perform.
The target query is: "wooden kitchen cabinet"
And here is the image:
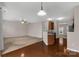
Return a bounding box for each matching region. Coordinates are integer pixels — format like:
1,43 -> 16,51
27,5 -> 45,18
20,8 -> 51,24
48,21 -> 56,45
43,21 -> 56,45
48,21 -> 54,30
48,34 -> 55,45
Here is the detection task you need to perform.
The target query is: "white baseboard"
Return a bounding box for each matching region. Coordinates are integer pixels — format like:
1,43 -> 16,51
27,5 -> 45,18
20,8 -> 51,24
67,48 -> 79,52
42,40 -> 48,46
4,35 -> 42,39
26,35 -> 42,39
4,35 -> 28,39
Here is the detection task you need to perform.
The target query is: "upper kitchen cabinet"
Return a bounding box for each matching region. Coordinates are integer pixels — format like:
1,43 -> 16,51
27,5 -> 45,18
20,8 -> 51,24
42,21 -> 56,46
48,21 -> 54,30
42,21 -> 54,32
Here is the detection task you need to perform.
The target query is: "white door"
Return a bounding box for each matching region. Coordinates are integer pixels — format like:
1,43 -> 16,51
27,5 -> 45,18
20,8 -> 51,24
59,27 -> 64,34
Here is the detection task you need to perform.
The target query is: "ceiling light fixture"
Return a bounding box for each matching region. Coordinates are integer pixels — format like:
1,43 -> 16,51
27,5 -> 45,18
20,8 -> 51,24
47,18 -> 52,21
21,20 -> 25,24
37,2 -> 47,16
57,17 -> 64,20
2,7 -> 7,13
20,18 -> 26,24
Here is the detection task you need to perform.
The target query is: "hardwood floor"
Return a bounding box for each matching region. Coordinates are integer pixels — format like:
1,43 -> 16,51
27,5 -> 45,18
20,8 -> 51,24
2,39 -> 79,57
0,51 -> 2,57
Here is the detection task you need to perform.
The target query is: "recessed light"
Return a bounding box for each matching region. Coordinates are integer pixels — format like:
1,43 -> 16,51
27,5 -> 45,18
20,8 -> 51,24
57,17 -> 64,20
47,18 -> 52,21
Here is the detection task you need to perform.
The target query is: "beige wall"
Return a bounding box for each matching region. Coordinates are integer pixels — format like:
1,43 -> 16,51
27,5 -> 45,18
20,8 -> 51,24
3,21 -> 43,39
0,8 -> 4,50
67,6 -> 79,52
3,21 -> 28,38
27,22 -> 42,38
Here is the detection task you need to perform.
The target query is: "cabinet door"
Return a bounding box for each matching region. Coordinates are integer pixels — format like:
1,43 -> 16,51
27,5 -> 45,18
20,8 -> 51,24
48,35 -> 55,45
48,21 -> 54,30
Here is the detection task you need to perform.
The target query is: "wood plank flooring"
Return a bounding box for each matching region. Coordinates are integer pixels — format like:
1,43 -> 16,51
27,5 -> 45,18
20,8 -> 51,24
2,38 -> 79,57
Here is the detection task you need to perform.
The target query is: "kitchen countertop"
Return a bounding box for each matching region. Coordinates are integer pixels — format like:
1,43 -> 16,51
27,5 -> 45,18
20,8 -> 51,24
48,32 -> 56,35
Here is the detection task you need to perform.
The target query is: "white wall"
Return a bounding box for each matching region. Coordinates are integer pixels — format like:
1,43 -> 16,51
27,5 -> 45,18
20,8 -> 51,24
0,8 -> 4,50
67,32 -> 79,51
27,22 -> 42,38
3,21 -> 28,38
42,21 -> 48,45
43,32 -> 48,45
67,6 -> 79,52
3,20 -> 43,39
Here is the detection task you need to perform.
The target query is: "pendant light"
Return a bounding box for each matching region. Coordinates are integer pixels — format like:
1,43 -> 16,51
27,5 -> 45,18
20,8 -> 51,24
21,19 -> 25,24
37,2 -> 47,16
20,18 -> 26,24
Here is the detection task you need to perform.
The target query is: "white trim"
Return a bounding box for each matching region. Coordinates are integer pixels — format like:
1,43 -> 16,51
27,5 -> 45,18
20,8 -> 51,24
67,48 -> 79,52
43,41 -> 48,45
45,43 -> 48,45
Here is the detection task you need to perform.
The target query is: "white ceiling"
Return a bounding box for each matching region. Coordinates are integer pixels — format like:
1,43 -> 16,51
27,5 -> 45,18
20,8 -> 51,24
2,2 -> 79,23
